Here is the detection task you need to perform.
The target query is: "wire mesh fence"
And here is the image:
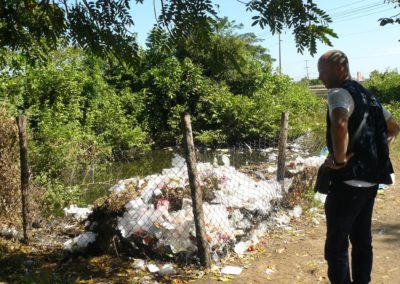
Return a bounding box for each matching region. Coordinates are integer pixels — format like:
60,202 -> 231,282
0,109 -> 21,229
0,111 -> 326,269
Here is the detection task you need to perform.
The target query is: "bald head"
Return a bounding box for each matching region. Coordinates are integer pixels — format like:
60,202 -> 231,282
318,50 -> 351,88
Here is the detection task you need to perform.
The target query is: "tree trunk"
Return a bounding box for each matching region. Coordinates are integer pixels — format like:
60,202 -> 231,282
181,112 -> 211,268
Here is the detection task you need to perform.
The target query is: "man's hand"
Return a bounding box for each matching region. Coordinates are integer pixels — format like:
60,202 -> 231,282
325,153 -> 354,170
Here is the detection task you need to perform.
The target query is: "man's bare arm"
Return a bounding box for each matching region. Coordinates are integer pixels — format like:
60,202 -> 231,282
330,107 -> 349,164
387,116 -> 400,145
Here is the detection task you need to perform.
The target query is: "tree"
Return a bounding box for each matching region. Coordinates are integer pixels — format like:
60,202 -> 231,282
0,0 -> 140,65
0,0 -> 336,66
379,0 -> 400,26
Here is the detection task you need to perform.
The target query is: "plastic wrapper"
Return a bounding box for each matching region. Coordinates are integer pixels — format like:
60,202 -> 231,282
64,232 -> 97,252
63,151 -> 321,256
63,205 -> 92,221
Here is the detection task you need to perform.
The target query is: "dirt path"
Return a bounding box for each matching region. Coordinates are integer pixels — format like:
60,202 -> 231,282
195,183 -> 400,284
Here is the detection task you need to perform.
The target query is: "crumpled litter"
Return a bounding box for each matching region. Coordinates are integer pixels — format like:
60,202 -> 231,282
64,232 -> 97,252
63,150 -> 324,256
221,266 -> 243,275
289,205 -> 302,219
63,205 -> 92,221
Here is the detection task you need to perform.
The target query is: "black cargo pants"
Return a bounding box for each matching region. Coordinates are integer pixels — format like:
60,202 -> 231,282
324,181 -> 378,284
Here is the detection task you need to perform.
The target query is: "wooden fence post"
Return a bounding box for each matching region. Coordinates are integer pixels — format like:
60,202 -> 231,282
277,111 -> 289,182
16,115 -> 30,243
181,112 -> 211,268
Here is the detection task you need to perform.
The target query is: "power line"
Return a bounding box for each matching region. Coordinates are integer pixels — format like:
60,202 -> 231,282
335,7 -> 394,23
339,25 -> 400,37
331,2 -> 385,19
330,1 -> 383,14
327,0 -> 374,12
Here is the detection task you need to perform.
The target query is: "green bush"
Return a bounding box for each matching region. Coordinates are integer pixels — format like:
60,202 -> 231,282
364,69 -> 400,104
194,73 -> 325,145
0,48 -> 149,181
363,69 -> 400,122
141,57 -> 211,145
40,178 -> 86,216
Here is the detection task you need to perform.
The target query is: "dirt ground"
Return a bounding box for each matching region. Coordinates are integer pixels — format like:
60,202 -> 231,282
1,145 -> 399,284
195,178 -> 400,283
0,184 -> 399,284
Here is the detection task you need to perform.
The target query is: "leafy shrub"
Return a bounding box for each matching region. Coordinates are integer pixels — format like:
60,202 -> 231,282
195,73 -> 325,145
0,49 -> 149,181
41,178 -> 86,216
364,69 -> 400,104
141,57 -> 211,145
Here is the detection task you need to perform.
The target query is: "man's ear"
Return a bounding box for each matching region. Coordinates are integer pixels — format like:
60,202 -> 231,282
337,64 -> 347,80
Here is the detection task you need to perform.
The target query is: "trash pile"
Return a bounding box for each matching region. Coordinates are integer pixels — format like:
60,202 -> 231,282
63,146 -> 325,258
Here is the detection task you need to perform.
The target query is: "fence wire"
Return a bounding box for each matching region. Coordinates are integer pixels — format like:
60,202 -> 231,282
61,134 -> 321,263
0,110 -> 324,267
0,109 -> 21,227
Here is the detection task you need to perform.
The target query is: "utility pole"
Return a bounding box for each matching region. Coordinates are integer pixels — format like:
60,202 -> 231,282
305,60 -> 310,80
278,33 -> 282,74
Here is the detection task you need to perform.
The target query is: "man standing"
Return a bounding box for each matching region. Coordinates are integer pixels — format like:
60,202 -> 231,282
317,49 -> 400,284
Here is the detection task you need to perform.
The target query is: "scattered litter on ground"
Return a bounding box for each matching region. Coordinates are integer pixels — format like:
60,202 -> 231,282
63,205 -> 93,221
289,205 -> 302,218
132,259 -> 145,270
0,225 -> 19,239
147,264 -> 160,273
64,232 -> 97,252
312,218 -> 320,225
314,192 -> 326,203
233,240 -> 258,255
265,268 -> 275,274
62,147 -> 323,262
377,228 -> 385,235
220,266 -> 243,275
276,248 -> 286,254
274,214 -> 291,227
64,154 -> 297,256
159,264 -> 176,276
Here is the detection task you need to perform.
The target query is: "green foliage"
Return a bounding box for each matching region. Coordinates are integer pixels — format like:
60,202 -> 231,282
0,0 -> 337,67
0,0 -> 65,63
40,177 -> 86,216
364,69 -> 400,123
298,77 -> 322,86
195,74 -> 325,145
145,18 -> 274,97
141,57 -> 209,145
383,101 -> 400,122
0,48 -> 149,181
196,84 -> 257,143
0,0 -> 138,65
0,18 -> 329,214
247,0 -> 337,55
195,129 -> 227,146
379,0 -> 400,27
364,69 -> 400,105
253,74 -> 325,139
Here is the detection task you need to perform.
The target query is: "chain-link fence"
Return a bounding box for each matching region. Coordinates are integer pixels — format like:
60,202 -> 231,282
60,113 -> 324,266
0,108 -> 21,229
0,111 -> 325,268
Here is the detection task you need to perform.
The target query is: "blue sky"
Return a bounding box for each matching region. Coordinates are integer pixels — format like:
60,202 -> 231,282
131,0 -> 400,80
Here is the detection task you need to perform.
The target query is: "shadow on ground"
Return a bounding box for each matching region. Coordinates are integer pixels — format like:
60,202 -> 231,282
373,223 -> 400,244
0,240 -> 128,284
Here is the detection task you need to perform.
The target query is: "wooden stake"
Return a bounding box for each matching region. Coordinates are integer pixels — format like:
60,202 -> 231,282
16,115 -> 30,243
181,112 -> 211,268
277,112 -> 289,182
